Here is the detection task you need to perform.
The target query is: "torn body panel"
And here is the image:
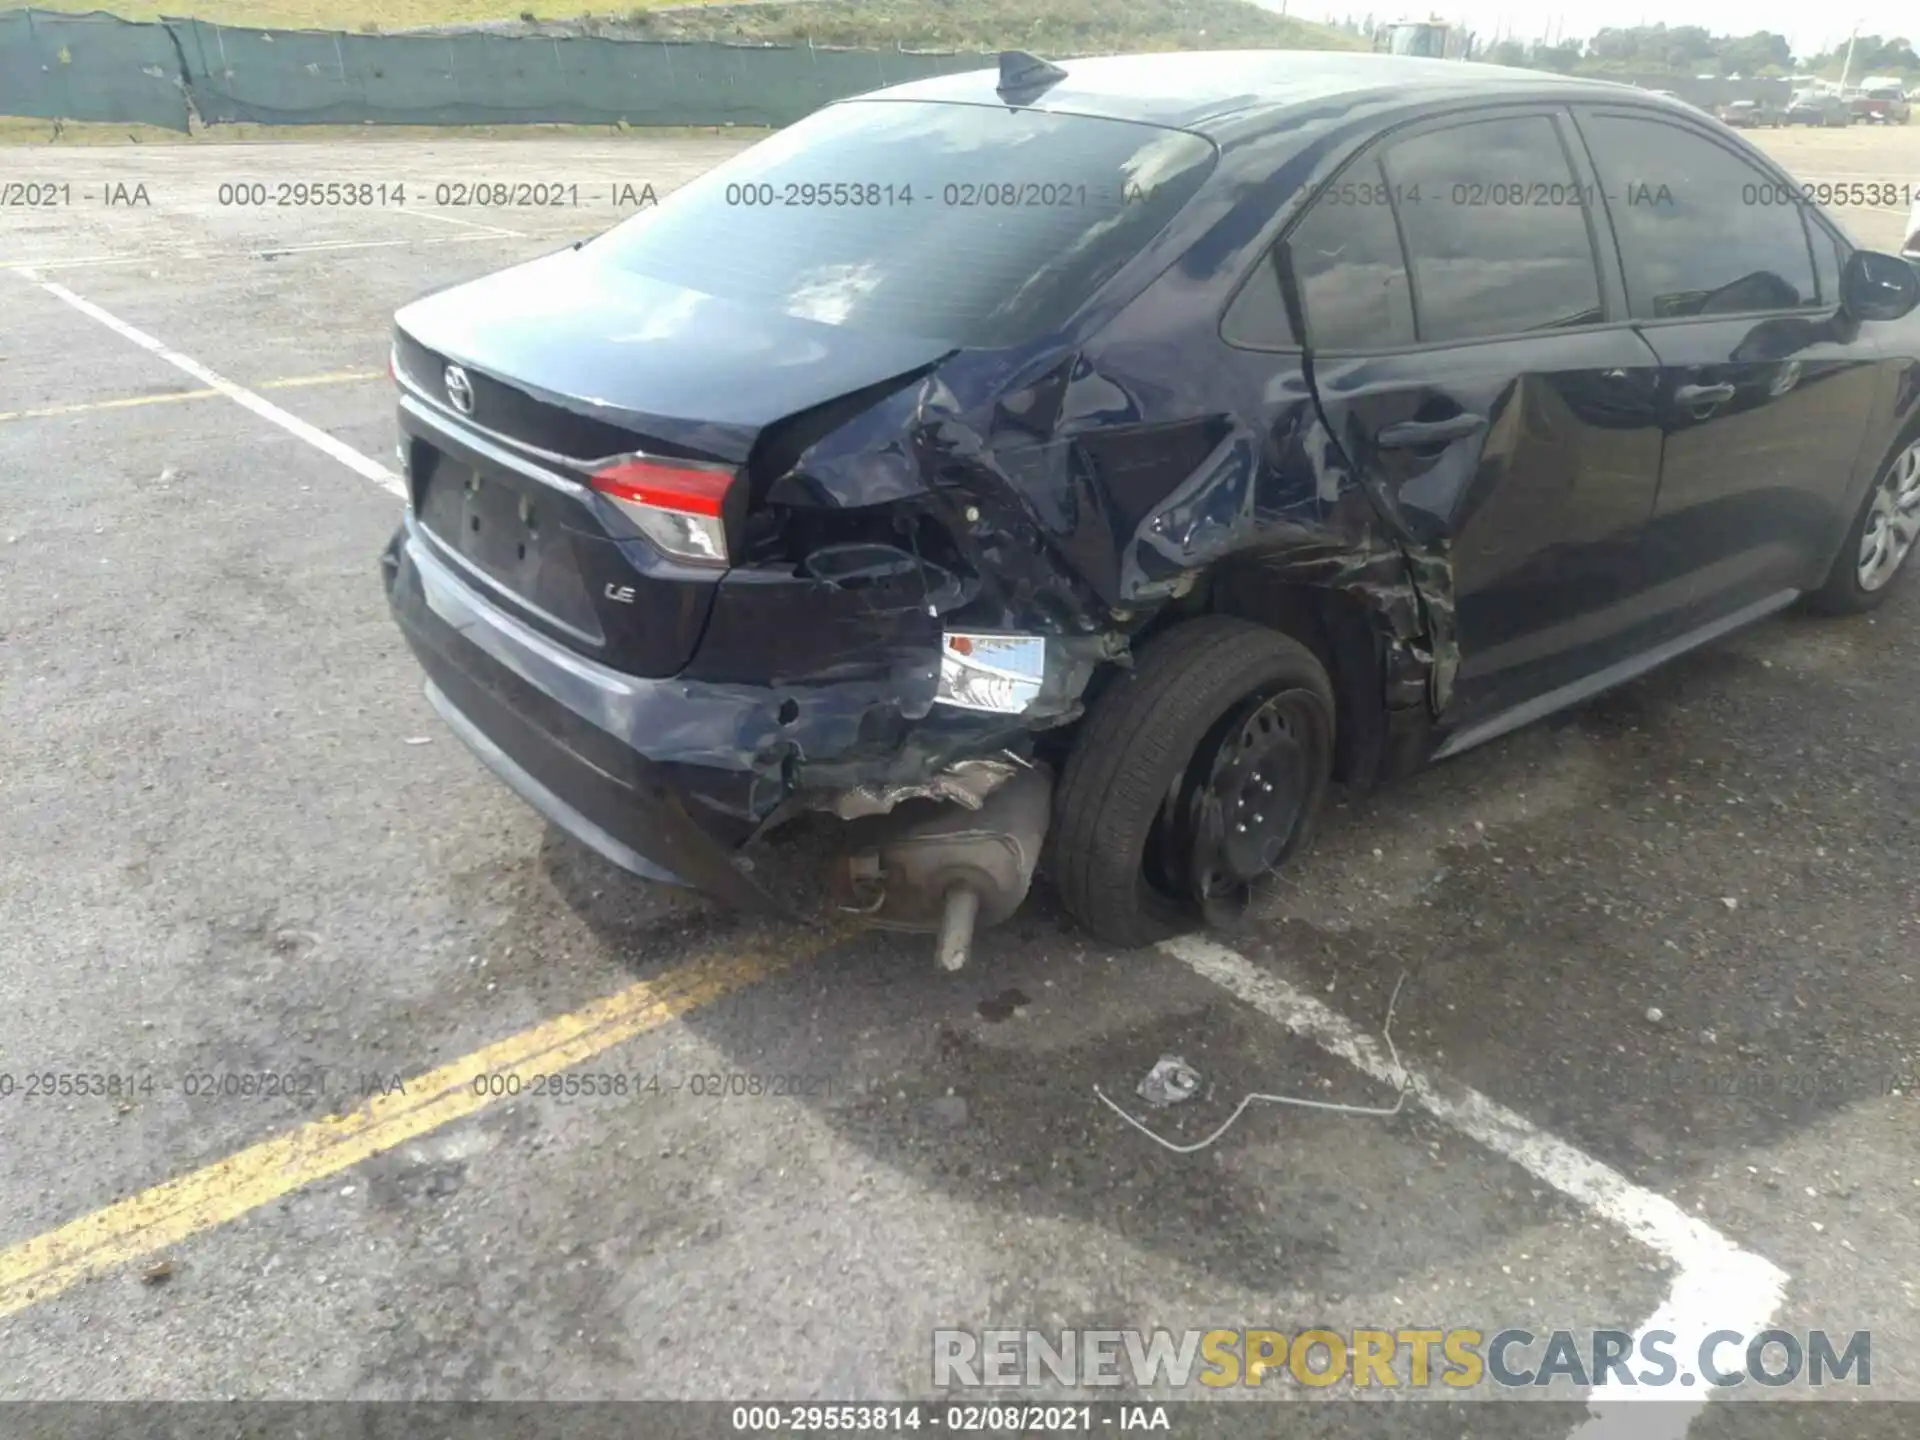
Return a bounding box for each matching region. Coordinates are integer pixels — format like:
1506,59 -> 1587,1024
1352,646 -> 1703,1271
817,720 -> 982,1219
748,317 -> 1445,802
851,292 -> 1449,786
1305,334 -> 1672,731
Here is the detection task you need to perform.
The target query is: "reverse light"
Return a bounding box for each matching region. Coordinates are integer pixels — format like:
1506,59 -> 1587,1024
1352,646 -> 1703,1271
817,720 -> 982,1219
589,457 -> 737,567
936,631 -> 1046,714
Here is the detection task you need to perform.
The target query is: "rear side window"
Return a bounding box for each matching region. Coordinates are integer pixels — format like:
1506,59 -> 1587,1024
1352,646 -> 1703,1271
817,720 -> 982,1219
1576,113 -> 1820,319
1380,114 -> 1605,342
1277,155 -> 1417,350
587,100 -> 1216,349
1220,252 -> 1299,350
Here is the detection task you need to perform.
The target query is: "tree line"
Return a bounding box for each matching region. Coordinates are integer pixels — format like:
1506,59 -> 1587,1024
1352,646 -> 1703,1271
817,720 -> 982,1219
1465,23 -> 1918,80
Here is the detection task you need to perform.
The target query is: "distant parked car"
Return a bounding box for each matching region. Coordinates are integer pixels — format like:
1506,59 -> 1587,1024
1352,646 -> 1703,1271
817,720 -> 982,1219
1786,89 -> 1852,127
1717,98 -> 1781,128
1851,82 -> 1911,124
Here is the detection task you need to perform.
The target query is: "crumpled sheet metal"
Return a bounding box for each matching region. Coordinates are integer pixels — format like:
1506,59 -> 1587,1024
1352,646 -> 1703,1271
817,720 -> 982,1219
1116,406 -> 1447,698
742,337 -> 1456,807
825,754 -> 1025,820
920,352 -> 1448,692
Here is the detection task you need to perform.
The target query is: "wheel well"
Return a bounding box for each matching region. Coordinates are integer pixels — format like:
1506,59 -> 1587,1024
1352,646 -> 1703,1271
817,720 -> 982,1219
1117,567 -> 1392,792
1847,407 -> 1920,528
1889,400 -> 1920,458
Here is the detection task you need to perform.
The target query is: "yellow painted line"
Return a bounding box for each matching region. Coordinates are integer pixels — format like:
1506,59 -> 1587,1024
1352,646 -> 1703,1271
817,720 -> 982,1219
0,936 -> 822,1321
0,370 -> 383,424
260,369 -> 385,389
0,388 -> 219,421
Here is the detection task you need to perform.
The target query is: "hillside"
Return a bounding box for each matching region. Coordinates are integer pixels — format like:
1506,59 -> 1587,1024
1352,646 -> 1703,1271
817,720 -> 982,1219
27,0 -> 1366,53
529,0 -> 1368,55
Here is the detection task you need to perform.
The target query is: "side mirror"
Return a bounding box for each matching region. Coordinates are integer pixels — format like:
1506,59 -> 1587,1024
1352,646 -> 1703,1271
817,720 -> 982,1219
1840,249 -> 1920,322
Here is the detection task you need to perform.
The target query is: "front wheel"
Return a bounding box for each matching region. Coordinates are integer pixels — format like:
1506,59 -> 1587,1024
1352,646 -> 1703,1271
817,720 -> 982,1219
1050,618 -> 1335,949
1807,434 -> 1920,614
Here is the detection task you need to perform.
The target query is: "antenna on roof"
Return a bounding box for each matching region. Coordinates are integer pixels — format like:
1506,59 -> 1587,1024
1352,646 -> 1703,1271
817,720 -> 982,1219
997,50 -> 1068,100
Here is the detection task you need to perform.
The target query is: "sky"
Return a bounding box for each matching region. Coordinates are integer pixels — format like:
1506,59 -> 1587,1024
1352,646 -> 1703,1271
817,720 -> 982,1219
1256,0 -> 1915,58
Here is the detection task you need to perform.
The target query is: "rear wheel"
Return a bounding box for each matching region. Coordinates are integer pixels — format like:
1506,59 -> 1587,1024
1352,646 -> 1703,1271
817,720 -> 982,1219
1807,434 -> 1920,614
1051,618 -> 1335,949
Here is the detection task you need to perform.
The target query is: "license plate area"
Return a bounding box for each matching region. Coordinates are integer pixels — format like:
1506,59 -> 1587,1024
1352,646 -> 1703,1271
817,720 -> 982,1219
416,448 -> 604,642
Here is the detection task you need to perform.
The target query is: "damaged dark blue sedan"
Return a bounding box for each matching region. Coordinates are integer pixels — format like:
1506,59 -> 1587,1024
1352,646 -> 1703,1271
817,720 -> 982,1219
382,50 -> 1920,964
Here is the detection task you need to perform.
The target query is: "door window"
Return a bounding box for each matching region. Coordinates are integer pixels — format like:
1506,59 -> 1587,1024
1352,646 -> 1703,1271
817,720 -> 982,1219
1379,114 -> 1606,343
1225,112 -> 1610,352
1576,113 -> 1821,320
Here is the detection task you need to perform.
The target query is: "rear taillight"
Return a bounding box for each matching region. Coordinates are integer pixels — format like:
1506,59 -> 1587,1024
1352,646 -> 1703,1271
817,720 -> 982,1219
589,457 -> 737,567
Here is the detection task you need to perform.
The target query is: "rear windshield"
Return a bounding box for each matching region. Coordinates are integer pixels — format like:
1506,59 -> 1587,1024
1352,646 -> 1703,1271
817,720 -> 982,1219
587,99 -> 1217,348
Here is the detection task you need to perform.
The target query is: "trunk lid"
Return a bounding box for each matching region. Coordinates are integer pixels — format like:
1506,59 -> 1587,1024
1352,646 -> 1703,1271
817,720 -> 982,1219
392,247 -> 954,678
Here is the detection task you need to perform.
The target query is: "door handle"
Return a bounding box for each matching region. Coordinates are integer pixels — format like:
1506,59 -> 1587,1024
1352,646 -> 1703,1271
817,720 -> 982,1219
1673,382 -> 1736,407
1375,413 -> 1487,449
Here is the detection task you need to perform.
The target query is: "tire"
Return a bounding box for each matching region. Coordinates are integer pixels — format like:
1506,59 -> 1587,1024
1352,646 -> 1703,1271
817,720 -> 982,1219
1051,617 -> 1335,949
1806,433 -> 1920,614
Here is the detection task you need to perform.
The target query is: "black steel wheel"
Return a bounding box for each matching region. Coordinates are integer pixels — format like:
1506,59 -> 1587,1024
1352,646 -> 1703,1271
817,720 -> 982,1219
1051,617 -> 1335,948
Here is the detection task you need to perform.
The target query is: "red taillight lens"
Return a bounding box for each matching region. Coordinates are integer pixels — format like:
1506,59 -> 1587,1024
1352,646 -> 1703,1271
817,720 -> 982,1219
589,458 -> 737,567
591,460 -> 732,516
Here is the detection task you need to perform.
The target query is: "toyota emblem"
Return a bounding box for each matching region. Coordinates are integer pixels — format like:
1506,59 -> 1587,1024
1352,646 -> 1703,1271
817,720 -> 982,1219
443,364 -> 475,416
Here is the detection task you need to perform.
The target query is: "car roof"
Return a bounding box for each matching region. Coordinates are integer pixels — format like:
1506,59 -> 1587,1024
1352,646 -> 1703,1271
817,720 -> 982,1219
857,50 -> 1653,131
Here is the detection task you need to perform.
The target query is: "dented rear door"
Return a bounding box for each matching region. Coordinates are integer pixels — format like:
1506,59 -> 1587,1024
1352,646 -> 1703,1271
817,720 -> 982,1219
1297,106 -> 1667,728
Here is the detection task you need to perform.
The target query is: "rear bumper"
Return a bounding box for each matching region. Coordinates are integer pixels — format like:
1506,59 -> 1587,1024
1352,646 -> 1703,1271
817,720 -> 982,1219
384,522 -> 799,911
419,675 -> 689,890
383,504 -> 1104,924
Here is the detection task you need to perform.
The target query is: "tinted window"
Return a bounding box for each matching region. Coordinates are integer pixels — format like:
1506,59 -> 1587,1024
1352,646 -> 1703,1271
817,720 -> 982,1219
1221,251 -> 1298,349
1283,155 -> 1417,350
588,100 -> 1216,348
1578,113 -> 1820,319
1381,115 -> 1605,342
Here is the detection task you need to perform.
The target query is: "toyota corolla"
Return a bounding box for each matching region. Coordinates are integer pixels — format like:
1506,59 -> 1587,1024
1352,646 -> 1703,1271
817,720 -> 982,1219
382,51 -> 1920,966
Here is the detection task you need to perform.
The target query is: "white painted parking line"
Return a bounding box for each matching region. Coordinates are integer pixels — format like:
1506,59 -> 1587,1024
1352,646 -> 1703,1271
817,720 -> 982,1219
248,232 -> 517,258
398,207 -> 527,239
1160,935 -> 1789,1437
14,267 -> 404,500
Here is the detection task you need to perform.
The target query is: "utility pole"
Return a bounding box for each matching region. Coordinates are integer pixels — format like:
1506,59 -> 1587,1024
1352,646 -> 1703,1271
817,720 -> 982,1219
1839,20 -> 1861,87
